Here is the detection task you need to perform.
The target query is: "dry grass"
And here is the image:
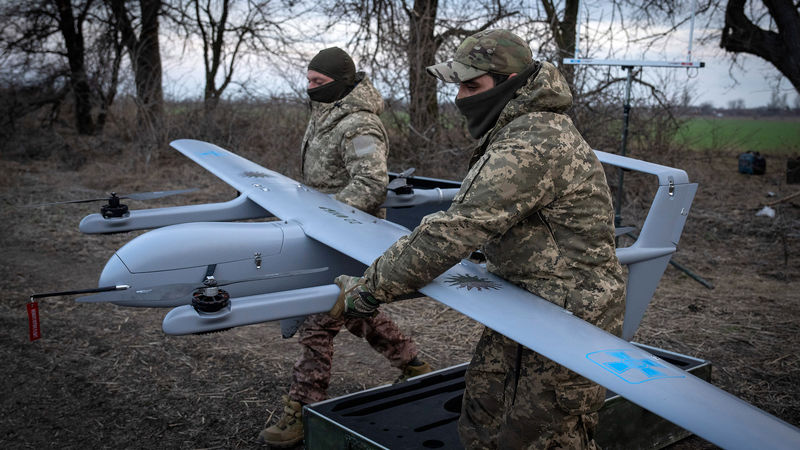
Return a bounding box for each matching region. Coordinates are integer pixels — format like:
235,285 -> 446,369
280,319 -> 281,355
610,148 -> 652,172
0,106 -> 798,448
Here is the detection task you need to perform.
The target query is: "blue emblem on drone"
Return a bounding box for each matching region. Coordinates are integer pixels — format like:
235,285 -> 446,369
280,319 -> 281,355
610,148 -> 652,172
586,350 -> 685,384
200,150 -> 222,157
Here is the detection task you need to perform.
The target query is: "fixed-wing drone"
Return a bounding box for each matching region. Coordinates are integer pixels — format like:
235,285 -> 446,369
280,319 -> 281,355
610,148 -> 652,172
43,139 -> 798,448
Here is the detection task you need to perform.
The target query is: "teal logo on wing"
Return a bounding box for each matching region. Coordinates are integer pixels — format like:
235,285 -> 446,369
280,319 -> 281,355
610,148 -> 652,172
199,150 -> 222,157
444,274 -> 500,291
587,350 -> 685,384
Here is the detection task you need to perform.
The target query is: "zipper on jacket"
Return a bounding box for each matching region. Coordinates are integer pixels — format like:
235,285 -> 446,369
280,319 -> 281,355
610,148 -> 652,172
537,211 -> 561,255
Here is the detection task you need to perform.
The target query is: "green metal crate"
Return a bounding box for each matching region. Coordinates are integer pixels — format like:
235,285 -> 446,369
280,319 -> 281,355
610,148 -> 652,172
305,343 -> 711,450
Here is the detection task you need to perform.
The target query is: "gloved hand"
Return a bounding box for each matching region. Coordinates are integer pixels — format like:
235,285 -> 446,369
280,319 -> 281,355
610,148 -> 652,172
330,275 -> 380,319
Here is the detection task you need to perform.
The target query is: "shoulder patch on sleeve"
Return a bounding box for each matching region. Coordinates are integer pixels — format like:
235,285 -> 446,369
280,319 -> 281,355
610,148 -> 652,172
351,135 -> 378,157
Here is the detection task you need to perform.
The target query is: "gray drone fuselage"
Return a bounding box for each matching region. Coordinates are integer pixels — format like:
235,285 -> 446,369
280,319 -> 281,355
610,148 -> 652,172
82,151 -> 690,342
96,220 -> 366,308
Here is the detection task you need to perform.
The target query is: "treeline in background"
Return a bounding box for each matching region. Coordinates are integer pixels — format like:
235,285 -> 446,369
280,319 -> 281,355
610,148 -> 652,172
2,0 -> 799,180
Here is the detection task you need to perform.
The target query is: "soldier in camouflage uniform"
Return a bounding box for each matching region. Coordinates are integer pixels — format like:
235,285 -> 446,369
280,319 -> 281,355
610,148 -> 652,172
330,31 -> 626,448
258,47 -> 431,448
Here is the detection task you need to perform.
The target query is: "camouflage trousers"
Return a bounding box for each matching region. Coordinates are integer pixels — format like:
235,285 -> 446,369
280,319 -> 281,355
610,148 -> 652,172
288,311 -> 418,405
459,327 -> 606,450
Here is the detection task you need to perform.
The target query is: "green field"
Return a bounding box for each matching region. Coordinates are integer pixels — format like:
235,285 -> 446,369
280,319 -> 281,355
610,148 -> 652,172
675,117 -> 800,153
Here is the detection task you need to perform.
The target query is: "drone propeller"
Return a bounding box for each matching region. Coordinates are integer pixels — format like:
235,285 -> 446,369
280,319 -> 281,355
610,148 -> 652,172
75,267 -> 329,307
388,167 -> 416,193
27,188 -> 199,207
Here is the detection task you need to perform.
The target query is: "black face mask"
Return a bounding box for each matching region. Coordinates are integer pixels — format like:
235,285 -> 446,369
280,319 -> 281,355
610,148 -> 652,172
307,80 -> 351,103
455,63 -> 540,139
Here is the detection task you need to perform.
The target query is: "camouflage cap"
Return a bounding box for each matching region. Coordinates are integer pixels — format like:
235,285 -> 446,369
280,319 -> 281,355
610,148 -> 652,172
426,29 -> 533,83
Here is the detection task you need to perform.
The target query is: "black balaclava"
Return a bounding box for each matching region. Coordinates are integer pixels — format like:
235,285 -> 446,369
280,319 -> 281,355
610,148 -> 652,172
307,47 -> 356,103
455,62 -> 541,139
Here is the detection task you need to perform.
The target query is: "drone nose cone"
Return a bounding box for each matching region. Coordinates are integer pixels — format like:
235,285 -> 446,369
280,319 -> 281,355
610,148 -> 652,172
98,253 -> 136,288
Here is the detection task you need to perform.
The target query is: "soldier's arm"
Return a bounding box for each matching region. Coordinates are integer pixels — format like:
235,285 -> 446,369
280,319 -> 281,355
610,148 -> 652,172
363,135 -> 558,302
335,118 -> 389,213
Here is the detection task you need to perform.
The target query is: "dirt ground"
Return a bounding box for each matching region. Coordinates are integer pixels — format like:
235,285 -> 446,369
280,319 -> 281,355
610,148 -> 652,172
0,133 -> 798,449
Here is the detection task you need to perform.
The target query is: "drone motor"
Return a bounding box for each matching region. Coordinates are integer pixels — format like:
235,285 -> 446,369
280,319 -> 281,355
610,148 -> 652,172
100,193 -> 129,218
190,278 -> 231,313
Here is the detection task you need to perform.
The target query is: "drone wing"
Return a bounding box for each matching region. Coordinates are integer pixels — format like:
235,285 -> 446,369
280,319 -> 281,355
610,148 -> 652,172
171,139 -> 409,265
170,139 -> 799,449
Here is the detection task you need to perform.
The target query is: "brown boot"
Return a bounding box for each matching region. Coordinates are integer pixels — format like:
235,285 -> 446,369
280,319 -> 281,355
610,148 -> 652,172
257,395 -> 304,448
394,358 -> 433,383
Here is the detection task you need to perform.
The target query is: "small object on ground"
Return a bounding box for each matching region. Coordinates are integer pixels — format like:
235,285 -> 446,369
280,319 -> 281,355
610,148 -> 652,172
738,151 -> 766,175
756,206 -> 776,218
787,157 -> 800,184
765,191 -> 800,207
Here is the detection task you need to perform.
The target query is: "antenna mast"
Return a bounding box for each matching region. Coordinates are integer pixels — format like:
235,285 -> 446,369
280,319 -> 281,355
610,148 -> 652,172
564,0 -> 704,232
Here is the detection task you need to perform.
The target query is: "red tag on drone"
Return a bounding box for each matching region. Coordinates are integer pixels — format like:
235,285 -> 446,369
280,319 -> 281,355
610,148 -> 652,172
27,301 -> 41,341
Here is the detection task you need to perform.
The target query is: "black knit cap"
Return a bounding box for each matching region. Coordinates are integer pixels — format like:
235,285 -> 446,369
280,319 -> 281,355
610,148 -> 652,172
308,47 -> 356,86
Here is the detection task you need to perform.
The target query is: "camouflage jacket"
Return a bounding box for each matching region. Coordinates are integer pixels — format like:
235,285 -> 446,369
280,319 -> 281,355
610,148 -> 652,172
363,62 -> 625,334
301,73 -> 389,215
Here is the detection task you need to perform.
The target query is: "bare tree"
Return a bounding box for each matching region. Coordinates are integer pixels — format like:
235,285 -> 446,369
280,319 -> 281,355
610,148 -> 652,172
612,0 -> 799,95
90,12 -> 125,130
172,0 -> 299,111
318,0 -> 523,150
728,98 -> 745,109
0,0 -> 123,134
317,0 -> 680,149
0,70 -> 69,137
767,83 -> 790,110
108,0 -> 165,130
54,0 -> 96,133
540,0 -> 579,86
406,0 -> 439,145
721,0 -> 800,94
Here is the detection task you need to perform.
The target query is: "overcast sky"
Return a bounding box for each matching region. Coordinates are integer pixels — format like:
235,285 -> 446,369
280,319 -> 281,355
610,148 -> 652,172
680,53 -> 794,108
161,10 -> 798,109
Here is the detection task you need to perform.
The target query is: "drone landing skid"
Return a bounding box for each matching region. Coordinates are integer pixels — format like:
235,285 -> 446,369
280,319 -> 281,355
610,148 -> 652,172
162,285 -> 339,335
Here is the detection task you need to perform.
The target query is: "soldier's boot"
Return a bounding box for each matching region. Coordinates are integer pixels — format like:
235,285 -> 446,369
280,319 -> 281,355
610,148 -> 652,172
257,395 -> 304,448
394,357 -> 433,383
